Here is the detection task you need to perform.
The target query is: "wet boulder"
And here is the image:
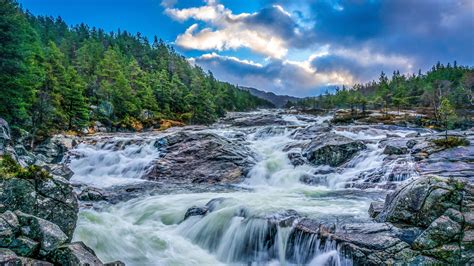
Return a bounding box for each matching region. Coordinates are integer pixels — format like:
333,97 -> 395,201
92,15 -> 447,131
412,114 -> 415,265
183,206 -> 208,220
265,209 -> 300,227
381,139 -> 409,155
290,125 -> 331,140
0,174 -> 78,240
221,112 -> 289,127
302,133 -> 366,167
47,241 -> 103,265
287,152 -> 307,166
183,198 -> 226,220
252,126 -> 287,139
145,132 -> 256,184
78,187 -> 107,201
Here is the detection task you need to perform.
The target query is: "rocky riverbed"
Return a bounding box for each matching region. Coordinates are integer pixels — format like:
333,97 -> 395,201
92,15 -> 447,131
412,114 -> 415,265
1,110 -> 473,265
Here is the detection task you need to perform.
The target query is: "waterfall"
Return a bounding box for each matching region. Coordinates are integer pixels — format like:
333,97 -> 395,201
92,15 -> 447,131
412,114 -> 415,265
70,111 -> 425,265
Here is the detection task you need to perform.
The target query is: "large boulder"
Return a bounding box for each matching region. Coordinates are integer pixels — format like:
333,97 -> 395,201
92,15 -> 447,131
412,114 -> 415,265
47,241 -> 103,265
221,112 -> 289,127
375,176 -> 473,263
0,211 -> 68,258
302,133 -> 366,167
0,173 -> 78,239
34,135 -> 78,164
376,176 -> 465,227
145,132 -> 256,184
381,139 -> 409,155
15,211 -> 68,256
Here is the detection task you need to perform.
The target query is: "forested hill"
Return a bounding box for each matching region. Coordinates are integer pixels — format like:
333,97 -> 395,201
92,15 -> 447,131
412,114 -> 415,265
240,87 -> 301,108
289,63 -> 474,124
0,0 -> 273,140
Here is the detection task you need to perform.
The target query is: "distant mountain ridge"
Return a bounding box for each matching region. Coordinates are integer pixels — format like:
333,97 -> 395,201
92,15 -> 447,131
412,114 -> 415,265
240,87 -> 301,108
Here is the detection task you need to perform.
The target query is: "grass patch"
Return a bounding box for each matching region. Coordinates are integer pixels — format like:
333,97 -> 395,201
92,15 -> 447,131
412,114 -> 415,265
0,155 -> 51,180
432,136 -> 470,148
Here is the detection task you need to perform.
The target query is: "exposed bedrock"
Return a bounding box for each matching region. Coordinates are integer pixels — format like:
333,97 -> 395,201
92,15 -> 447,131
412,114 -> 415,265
144,132 -> 257,184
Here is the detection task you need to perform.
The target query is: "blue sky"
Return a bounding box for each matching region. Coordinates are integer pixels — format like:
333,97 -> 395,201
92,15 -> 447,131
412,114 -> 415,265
20,0 -> 474,97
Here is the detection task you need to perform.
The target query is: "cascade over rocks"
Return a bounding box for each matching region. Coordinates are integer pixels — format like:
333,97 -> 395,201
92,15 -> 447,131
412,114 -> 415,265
145,132 -> 257,184
284,176 -> 473,264
302,133 -> 366,167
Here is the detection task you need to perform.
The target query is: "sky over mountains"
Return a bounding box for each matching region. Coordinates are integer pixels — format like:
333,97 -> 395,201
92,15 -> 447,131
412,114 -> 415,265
20,0 -> 474,96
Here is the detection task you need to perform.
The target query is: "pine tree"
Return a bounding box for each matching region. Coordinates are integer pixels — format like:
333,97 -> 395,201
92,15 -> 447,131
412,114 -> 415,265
0,0 -> 42,128
63,67 -> 89,130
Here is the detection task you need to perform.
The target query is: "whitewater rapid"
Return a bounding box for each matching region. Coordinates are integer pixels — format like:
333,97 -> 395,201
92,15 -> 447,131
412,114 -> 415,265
69,111 -> 422,265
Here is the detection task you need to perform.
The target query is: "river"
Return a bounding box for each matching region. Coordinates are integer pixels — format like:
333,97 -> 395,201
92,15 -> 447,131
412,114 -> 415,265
66,110 -> 427,265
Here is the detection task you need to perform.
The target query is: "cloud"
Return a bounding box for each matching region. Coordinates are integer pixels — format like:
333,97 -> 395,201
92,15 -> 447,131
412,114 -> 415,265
164,1 -> 310,59
164,0 -> 473,96
175,23 -> 288,58
191,52 -> 355,96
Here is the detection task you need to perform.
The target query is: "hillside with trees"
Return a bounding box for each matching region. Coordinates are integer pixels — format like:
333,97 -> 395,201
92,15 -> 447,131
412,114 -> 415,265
287,63 -> 474,127
0,0 -> 273,143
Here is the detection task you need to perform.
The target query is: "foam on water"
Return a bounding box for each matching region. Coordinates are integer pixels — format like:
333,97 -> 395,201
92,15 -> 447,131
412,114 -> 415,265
69,137 -> 160,188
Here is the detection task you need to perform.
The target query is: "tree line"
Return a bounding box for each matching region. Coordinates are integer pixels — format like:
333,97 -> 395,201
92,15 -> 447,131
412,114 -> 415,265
287,62 -> 473,126
0,0 -> 273,142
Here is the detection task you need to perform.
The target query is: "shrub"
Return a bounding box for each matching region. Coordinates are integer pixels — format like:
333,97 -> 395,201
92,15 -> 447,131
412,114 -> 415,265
432,136 -> 470,148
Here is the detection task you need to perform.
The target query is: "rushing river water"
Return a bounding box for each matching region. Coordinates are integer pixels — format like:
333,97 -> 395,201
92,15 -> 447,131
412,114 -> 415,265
68,111 -> 424,265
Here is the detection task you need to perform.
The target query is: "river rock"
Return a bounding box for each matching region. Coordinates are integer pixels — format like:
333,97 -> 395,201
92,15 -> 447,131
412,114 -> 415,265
374,175 -> 472,263
34,135 -> 78,164
290,125 -> 331,140
252,126 -> 287,139
412,214 -> 462,250
145,132 -> 256,184
302,133 -> 366,167
184,206 -> 208,220
381,139 -> 409,155
78,187 -> 107,201
0,211 -> 68,257
368,202 -> 384,218
376,176 -> 466,227
43,164 -> 74,180
183,198 -> 227,220
221,112 -> 289,127
15,211 -> 68,256
47,241 -> 103,265
0,174 -> 78,240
